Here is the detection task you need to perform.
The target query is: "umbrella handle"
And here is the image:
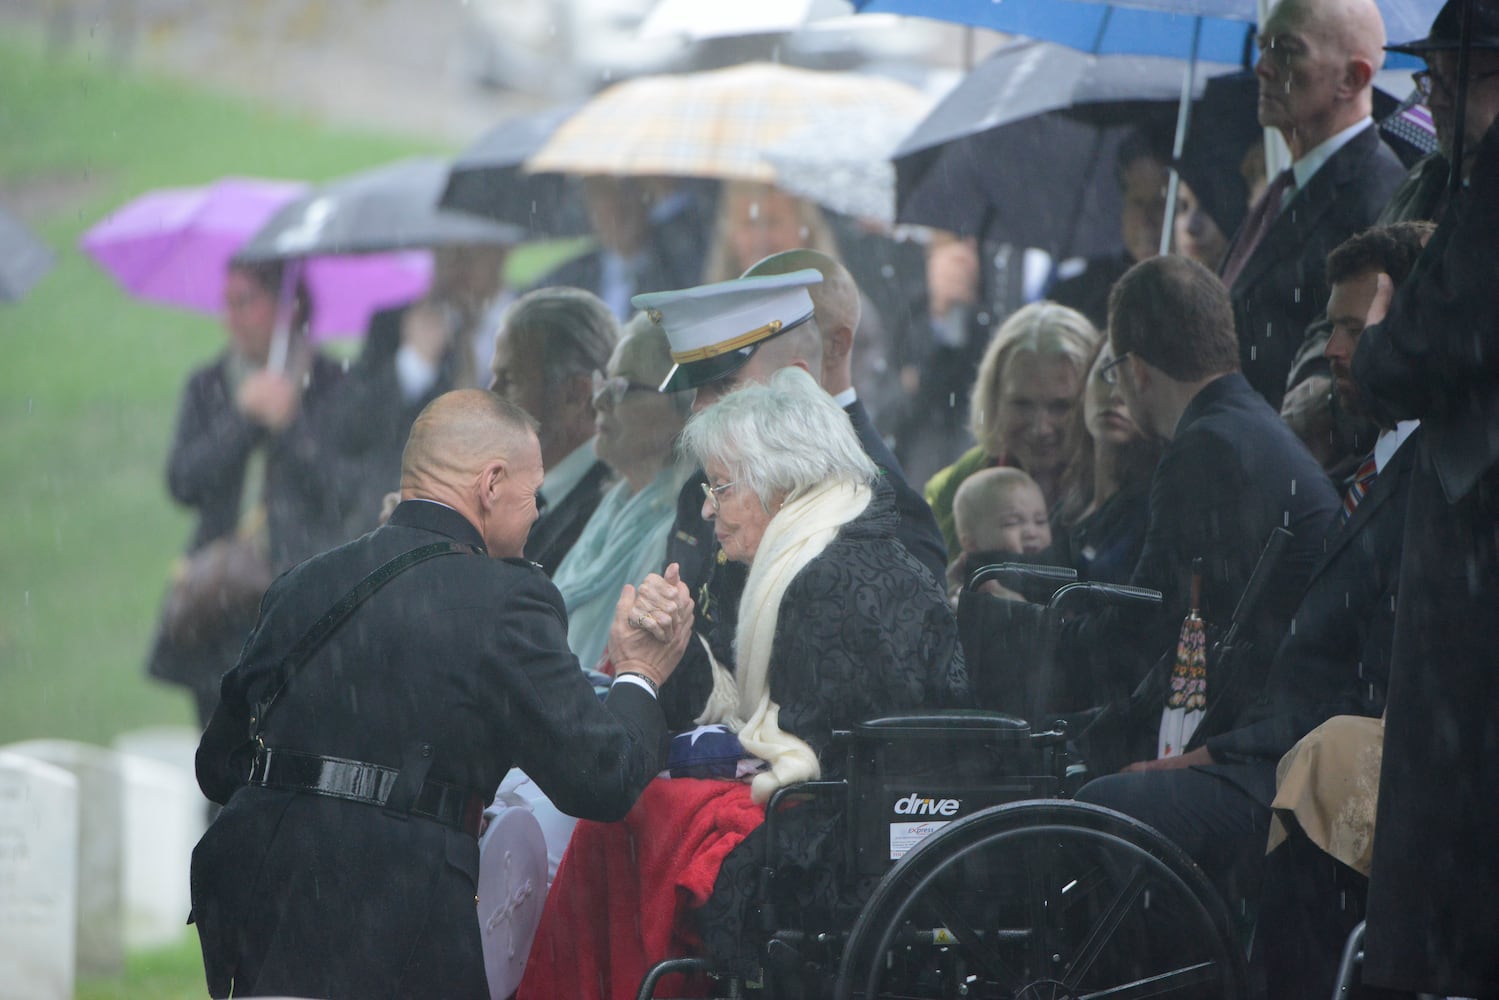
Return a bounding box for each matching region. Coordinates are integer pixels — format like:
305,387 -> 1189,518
1159,16 -> 1203,257
266,259 -> 304,375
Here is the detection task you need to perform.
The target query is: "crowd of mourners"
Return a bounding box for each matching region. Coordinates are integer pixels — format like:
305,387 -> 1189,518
165,0 -> 1499,997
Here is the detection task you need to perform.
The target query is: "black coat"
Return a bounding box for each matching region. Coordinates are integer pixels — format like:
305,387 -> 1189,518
525,457 -> 613,576
692,479 -> 970,970
165,353 -> 350,572
190,500 -> 670,999
147,353 -> 350,718
1195,428 -> 1415,805
659,401 -> 949,728
1222,126 -> 1404,407
959,374 -> 1339,730
1353,118 -> 1499,998
323,303 -> 464,535
530,188 -> 711,309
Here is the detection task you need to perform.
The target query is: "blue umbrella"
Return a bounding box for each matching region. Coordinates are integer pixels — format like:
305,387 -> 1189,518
854,0 -> 1254,61
1062,0 -> 1441,66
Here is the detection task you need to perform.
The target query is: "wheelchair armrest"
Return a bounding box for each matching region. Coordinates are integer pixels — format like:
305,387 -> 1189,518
1047,581 -> 1163,612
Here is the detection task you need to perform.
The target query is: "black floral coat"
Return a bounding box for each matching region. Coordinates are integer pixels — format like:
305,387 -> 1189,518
694,477 -> 971,977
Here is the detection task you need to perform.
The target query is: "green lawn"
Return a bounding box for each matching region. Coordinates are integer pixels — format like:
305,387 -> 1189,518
0,39 -> 590,995
0,38 -> 581,749
0,37 -> 443,746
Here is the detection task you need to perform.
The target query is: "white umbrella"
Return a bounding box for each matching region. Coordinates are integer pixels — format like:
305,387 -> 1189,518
638,0 -> 861,40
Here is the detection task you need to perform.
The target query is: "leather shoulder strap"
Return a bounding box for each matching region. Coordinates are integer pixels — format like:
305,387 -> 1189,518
250,540 -> 480,741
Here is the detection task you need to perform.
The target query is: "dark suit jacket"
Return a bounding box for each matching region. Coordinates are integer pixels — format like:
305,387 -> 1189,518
1222,125 -> 1404,407
959,374 -> 1339,727
324,302 -> 464,535
1354,118 -> 1499,996
150,352 -> 351,714
191,500 -> 669,999
526,457 -> 613,576
1193,428 -> 1415,804
166,353 -> 350,572
531,189 -> 711,306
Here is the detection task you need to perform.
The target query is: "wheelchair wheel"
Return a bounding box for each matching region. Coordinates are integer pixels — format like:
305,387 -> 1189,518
834,800 -> 1248,1000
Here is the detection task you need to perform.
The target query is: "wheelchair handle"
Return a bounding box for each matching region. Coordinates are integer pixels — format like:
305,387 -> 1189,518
967,562 -> 1078,592
1047,581 -> 1163,612
1223,526 -> 1292,647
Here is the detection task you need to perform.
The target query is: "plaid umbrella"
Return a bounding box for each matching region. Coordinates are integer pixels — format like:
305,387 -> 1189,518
525,62 -> 930,185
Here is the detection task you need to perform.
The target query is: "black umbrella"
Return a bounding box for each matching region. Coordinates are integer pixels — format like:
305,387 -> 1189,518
438,103 -> 591,238
237,157 -> 523,261
893,39 -> 1236,259
0,203 -> 54,302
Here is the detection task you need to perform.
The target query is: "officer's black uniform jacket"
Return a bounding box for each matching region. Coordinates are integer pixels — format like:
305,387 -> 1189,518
191,499 -> 669,999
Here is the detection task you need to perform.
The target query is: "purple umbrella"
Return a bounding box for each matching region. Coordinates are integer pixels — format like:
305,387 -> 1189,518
79,176 -> 430,341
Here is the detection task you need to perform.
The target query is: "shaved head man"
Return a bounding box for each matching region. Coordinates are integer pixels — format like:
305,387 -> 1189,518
402,389 -> 545,560
190,388 -> 691,999
1221,0 -> 1405,410
1256,0 -> 1386,157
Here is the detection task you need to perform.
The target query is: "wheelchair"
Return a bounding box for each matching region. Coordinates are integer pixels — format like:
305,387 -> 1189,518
636,568 -> 1252,1000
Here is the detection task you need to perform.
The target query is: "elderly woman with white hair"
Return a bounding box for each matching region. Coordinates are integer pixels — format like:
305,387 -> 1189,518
519,366 -> 969,1000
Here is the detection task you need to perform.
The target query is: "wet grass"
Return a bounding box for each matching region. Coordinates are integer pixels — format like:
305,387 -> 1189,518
0,34 -> 442,746
0,35 -> 582,748
76,931 -> 206,1000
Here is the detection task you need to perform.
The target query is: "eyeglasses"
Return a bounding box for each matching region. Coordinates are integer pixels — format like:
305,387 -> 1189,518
1098,352 -> 1132,386
591,370 -> 656,408
701,480 -> 737,513
1412,66 -> 1499,103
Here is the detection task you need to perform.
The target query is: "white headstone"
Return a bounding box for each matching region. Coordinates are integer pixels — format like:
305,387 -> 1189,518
1,740 -> 125,977
117,753 -> 203,950
0,752 -> 79,1000
113,724 -> 201,778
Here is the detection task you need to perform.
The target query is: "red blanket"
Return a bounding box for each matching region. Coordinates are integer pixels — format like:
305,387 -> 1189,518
518,778 -> 764,1000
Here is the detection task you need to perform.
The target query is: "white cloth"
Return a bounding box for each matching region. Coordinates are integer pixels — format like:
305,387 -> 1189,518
695,478 -> 873,804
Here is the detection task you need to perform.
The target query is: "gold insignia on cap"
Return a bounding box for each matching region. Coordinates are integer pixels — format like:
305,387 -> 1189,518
648,308 -> 663,324
670,319 -> 784,364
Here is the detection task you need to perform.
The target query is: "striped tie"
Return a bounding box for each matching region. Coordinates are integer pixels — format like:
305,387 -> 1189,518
1341,453 -> 1378,523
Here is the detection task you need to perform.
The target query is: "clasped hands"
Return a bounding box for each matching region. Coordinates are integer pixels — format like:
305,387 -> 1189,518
607,563 -> 695,690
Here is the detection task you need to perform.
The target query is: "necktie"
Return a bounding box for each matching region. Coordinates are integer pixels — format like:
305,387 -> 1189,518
1220,169 -> 1296,289
1341,452 -> 1378,523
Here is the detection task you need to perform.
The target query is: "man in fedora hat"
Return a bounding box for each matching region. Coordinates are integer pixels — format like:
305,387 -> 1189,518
1352,3 -> 1499,995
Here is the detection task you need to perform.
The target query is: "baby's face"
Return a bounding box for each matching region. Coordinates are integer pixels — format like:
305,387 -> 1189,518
982,484 -> 1052,556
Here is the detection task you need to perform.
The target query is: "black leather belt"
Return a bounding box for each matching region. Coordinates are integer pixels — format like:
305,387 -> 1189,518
249,747 -> 485,837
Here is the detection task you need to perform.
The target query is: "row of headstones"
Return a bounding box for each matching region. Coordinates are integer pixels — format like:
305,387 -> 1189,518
0,727 -> 206,1000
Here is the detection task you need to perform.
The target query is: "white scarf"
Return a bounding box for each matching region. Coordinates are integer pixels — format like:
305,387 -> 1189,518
695,478 -> 872,804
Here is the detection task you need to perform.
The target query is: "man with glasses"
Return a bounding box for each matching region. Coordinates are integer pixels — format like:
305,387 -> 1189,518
1380,0 -> 1499,224
1220,0 -> 1405,410
489,286 -> 618,575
